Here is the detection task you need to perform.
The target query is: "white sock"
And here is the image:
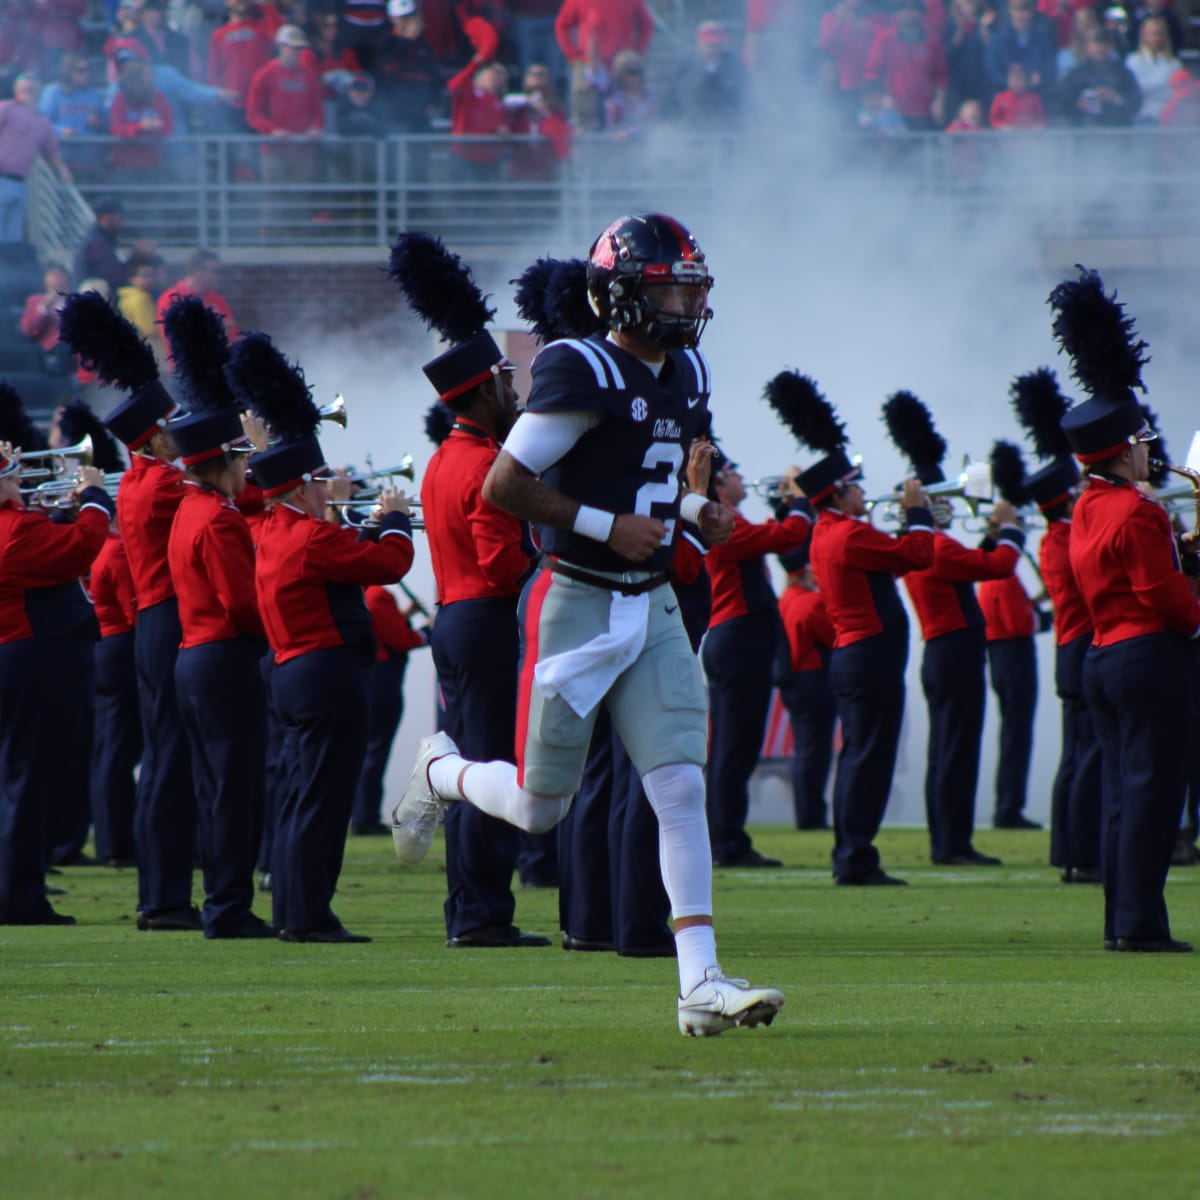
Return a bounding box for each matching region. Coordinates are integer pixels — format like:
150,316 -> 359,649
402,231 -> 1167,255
431,757 -> 572,834
675,924 -> 718,996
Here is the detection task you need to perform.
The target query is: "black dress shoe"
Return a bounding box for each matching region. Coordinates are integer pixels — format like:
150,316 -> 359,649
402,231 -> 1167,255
617,941 -> 677,958
1170,834 -> 1199,867
1104,938 -> 1116,951
934,850 -> 1002,866
103,856 -> 138,869
1069,866 -> 1102,884
279,926 -> 372,944
1114,936 -> 1193,953
207,915 -> 277,939
447,923 -> 552,948
714,848 -> 783,868
258,872 -> 272,893
836,868 -> 907,886
4,908 -> 76,926
137,905 -> 203,932
561,933 -> 614,952
519,875 -> 560,889
994,815 -> 1043,830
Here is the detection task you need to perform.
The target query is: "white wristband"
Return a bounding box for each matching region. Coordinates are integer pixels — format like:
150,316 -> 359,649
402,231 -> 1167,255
679,491 -> 707,525
574,504 -> 616,544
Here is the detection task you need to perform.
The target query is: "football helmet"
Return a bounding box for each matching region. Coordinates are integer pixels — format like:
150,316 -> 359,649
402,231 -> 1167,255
586,213 -> 714,349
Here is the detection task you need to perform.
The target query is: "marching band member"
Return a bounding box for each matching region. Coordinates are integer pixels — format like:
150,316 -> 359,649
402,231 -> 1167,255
702,453 -> 810,868
773,371 -> 935,886
163,297 -> 275,939
394,214 -> 786,1036
1011,368 -> 1100,882
59,293 -> 201,930
1052,266 -> 1200,952
886,395 -> 1024,868
0,437 -> 114,925
229,332 -> 414,944
389,234 -> 550,949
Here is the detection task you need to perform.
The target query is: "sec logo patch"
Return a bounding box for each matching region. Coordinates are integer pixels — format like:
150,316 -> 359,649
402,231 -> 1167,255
630,396 -> 648,422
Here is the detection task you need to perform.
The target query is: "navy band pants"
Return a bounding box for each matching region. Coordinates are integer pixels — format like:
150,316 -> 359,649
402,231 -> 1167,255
987,636 -> 1038,825
257,648 -> 283,875
91,631 -> 141,864
780,668 -> 836,830
175,638 -> 266,935
46,637 -> 94,865
1049,633 -> 1102,870
350,651 -> 408,830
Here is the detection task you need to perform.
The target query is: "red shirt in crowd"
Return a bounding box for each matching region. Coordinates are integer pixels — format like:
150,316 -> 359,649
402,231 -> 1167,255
448,58 -> 509,162
245,59 -> 324,134
819,8 -> 892,92
1037,0 -> 1095,47
904,530 -> 1020,642
156,282 -> 239,342
1039,518 -> 1092,645
365,585 -> 426,662
108,90 -> 174,169
989,88 -> 1046,129
554,0 -> 652,68
168,484 -> 265,649
864,26 -> 948,119
90,532 -> 137,638
0,497 -> 109,644
300,44 -> 362,98
779,582 -> 835,673
116,454 -> 186,611
1068,475 -> 1200,647
704,506 -> 811,629
208,19 -> 275,110
30,0 -> 87,55
978,574 -> 1036,641
254,503 -> 414,664
809,508 -> 935,648
19,293 -> 62,351
421,417 -> 531,606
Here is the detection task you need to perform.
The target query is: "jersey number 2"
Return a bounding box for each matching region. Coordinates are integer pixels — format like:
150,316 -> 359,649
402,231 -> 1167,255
634,443 -> 685,545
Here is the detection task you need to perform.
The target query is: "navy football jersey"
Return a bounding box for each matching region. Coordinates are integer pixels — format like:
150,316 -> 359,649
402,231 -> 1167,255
525,335 -> 711,573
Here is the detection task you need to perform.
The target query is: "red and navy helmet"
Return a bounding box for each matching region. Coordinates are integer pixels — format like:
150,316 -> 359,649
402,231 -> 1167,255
586,213 -> 714,349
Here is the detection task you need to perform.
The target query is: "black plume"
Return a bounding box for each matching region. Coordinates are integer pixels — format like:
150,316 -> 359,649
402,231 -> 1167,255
882,390 -> 946,476
545,259 -> 602,341
56,399 -> 125,472
1010,367 -> 1072,461
424,401 -> 456,447
226,333 -> 319,443
1047,266 -> 1149,400
58,290 -> 158,392
513,257 -> 560,344
162,295 -> 238,414
388,231 -> 494,345
1140,403 -> 1170,489
991,440 -> 1028,506
764,371 -> 846,453
0,381 -> 47,451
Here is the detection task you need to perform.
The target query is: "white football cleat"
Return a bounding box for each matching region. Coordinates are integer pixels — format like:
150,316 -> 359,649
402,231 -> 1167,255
391,731 -> 459,865
677,967 -> 784,1037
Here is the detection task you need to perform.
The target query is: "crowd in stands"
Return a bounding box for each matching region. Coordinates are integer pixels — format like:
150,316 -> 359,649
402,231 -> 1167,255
0,0 -> 1197,222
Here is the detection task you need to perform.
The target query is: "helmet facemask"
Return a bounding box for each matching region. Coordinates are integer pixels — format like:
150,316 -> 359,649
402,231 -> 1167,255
608,262 -> 714,349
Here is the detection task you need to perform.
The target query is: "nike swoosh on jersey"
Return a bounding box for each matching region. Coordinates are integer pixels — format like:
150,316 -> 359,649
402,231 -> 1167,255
687,397 -> 700,408
665,604 -> 679,614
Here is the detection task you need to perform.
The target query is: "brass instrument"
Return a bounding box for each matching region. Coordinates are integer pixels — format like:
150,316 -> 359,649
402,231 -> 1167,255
748,475 -> 786,504
16,435 -> 94,482
27,470 -> 122,509
1151,459 -> 1200,530
347,455 -> 415,488
867,461 -> 993,530
318,394 -> 347,429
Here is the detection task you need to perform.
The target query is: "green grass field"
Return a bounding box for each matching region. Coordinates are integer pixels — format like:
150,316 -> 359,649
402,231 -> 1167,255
3,828 -> 1199,1200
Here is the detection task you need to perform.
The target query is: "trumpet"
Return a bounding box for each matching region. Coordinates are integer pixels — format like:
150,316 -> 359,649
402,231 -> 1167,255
326,497 -> 423,531
318,394 -> 347,429
748,475 -> 786,504
26,471 -> 121,508
347,455 -> 415,487
15,435 -> 94,482
868,460 -> 993,530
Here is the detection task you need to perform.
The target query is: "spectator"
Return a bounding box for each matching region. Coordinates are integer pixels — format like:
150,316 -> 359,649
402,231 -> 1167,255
602,48 -> 657,137
447,55 -> 509,179
864,0 -> 949,130
28,0 -> 88,81
73,198 -> 152,294
157,249 -> 239,337
1058,27 -> 1142,123
509,0 -> 566,81
38,52 -> 106,174
104,2 -> 146,82
990,60 -> 1048,125
1132,0 -> 1187,57
19,262 -> 72,372
943,0 -> 993,122
208,0 -> 276,130
857,81 -> 908,132
109,55 -> 175,171
1160,65 -> 1200,125
983,0 -> 1058,100
666,21 -> 748,131
374,0 -> 439,133
1101,4 -> 1136,55
245,24 -> 323,184
334,70 -> 387,135
134,0 -> 200,78
302,7 -> 361,99
1037,0 -> 1096,48
116,251 -> 167,361
0,75 -> 70,243
556,0 -> 653,123
946,94 -> 985,128
820,0 -> 892,121
507,61 -> 571,179
1057,6 -> 1101,75
340,0 -> 390,70
1124,14 -> 1181,120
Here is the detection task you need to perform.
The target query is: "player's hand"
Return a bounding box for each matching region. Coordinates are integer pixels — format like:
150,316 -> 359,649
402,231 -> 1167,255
899,479 -> 927,510
698,501 -> 735,545
608,513 -> 667,561
686,439 -> 714,497
377,487 -> 411,517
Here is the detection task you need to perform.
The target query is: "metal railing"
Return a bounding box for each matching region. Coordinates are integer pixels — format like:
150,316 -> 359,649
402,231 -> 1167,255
26,157 -> 96,270
29,128 -> 1200,259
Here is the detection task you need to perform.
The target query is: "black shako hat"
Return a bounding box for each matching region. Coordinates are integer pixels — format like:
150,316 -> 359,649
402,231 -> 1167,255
763,371 -> 859,504
1059,396 -> 1145,464
1023,456 -> 1080,510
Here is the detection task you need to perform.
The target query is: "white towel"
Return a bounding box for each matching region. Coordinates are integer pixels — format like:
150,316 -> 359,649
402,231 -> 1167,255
533,592 -> 649,718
